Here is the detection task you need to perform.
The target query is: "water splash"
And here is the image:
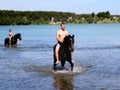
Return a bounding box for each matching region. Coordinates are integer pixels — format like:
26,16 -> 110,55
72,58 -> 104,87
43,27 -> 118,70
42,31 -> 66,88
24,65 -> 84,76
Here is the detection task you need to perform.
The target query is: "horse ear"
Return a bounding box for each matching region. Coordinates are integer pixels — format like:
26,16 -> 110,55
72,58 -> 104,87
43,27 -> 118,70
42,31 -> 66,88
68,34 -> 71,37
72,35 -> 74,38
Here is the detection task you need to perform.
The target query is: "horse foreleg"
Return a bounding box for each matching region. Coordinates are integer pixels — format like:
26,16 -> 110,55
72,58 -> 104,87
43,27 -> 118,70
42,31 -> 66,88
61,60 -> 65,70
68,59 -> 74,71
53,54 -> 57,70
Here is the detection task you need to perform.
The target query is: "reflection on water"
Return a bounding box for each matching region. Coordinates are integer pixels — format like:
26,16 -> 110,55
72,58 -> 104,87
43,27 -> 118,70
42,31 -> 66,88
24,65 -> 84,90
53,74 -> 74,90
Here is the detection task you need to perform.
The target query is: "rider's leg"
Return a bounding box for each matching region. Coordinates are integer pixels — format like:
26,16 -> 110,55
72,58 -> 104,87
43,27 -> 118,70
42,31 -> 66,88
55,44 -> 60,64
71,51 -> 74,63
9,38 -> 11,46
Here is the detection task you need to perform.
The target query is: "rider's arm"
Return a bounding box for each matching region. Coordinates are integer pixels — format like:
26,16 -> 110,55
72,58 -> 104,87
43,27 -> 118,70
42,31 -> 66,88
66,30 -> 69,36
56,30 -> 61,42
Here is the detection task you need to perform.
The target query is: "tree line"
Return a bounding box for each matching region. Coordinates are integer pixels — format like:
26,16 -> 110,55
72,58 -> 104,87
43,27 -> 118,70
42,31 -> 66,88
0,10 -> 120,25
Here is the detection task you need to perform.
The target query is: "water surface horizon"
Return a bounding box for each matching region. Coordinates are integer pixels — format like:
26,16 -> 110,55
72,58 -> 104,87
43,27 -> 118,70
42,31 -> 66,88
0,23 -> 120,90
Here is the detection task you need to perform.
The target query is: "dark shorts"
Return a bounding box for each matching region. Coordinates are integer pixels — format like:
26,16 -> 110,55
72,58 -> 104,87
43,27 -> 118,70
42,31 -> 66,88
58,41 -> 62,45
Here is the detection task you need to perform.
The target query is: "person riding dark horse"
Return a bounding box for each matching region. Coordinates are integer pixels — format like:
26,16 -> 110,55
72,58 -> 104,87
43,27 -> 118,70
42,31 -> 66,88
55,22 -> 69,64
4,33 -> 22,46
53,34 -> 75,71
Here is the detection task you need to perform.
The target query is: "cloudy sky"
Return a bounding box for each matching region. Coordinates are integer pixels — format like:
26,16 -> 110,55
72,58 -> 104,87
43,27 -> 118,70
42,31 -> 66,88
0,0 -> 119,15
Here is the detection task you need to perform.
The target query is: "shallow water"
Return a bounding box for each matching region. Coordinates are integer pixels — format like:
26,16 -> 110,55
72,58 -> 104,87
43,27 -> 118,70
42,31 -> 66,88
0,23 -> 120,90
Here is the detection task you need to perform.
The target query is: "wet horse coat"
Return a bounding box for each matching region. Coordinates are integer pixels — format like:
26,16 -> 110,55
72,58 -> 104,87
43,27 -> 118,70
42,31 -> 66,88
4,33 -> 22,46
53,35 -> 74,71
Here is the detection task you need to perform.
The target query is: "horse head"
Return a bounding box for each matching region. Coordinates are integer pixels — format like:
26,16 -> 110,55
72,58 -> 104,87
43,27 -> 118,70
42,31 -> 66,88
64,34 -> 75,52
13,33 -> 22,40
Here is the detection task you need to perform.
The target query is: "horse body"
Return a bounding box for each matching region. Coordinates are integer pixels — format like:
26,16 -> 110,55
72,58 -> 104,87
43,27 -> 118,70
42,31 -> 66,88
4,33 -> 22,46
53,35 -> 74,71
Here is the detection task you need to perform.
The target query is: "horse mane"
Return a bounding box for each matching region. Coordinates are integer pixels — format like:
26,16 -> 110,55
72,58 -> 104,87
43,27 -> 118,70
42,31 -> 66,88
15,33 -> 21,36
13,33 -> 21,37
63,35 -> 74,45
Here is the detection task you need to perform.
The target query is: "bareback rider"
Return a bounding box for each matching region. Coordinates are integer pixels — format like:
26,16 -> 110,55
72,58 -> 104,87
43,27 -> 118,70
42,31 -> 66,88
55,22 -> 69,64
8,29 -> 14,46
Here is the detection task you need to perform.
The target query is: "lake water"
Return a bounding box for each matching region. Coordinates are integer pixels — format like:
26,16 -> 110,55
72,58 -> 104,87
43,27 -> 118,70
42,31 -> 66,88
0,23 -> 120,90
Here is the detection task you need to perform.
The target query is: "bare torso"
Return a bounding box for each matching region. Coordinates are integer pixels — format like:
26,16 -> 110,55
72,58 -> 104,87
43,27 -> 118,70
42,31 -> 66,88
56,29 -> 68,43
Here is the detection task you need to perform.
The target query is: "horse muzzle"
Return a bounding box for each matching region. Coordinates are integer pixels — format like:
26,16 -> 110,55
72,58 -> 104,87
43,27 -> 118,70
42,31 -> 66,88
19,38 -> 22,40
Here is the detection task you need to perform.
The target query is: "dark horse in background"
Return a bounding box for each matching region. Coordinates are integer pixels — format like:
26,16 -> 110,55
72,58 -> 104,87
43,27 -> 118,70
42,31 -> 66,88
4,33 -> 22,46
53,35 -> 75,71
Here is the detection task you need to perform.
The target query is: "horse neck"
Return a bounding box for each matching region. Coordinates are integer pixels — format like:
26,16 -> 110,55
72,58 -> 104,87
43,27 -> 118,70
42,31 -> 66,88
14,34 -> 20,38
12,35 -> 18,40
63,40 -> 74,50
63,42 -> 71,48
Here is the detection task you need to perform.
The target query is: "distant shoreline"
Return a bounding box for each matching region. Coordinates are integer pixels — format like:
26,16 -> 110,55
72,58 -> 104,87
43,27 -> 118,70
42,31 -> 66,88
0,10 -> 120,25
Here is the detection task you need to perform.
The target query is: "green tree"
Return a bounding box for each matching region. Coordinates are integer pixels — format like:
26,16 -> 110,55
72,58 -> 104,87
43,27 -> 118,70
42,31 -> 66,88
22,16 -> 29,25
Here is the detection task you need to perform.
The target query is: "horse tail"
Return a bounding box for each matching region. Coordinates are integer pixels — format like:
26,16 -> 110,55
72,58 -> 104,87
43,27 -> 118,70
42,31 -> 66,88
4,38 -> 8,46
53,44 -> 57,58
53,44 -> 57,68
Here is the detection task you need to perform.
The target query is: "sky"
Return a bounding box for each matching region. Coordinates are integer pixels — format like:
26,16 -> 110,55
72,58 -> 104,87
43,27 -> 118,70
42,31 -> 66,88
0,0 -> 120,15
